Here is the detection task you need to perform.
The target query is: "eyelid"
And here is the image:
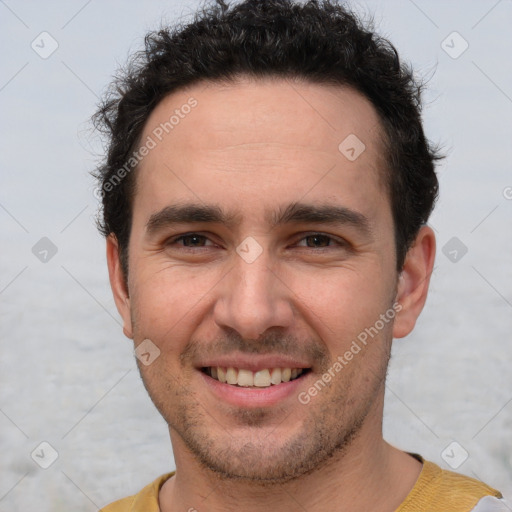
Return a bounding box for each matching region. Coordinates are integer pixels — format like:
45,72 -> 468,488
292,232 -> 349,247
166,232 -> 217,247
165,231 -> 350,249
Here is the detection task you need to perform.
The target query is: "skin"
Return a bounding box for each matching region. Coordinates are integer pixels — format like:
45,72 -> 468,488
107,77 -> 436,511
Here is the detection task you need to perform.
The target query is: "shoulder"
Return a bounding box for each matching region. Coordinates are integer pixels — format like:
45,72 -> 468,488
431,461 -> 502,498
99,473 -> 174,512
397,455 -> 502,512
100,494 -> 135,512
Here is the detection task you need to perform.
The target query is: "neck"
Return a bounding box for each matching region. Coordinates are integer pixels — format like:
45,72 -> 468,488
159,403 -> 422,512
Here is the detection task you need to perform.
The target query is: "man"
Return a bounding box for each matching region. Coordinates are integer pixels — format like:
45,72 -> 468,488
93,1 -> 507,510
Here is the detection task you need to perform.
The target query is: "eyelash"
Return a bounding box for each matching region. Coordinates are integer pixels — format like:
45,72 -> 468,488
166,232 -> 348,250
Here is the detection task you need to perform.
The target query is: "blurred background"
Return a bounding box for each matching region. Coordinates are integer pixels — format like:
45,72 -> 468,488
1,0 -> 511,509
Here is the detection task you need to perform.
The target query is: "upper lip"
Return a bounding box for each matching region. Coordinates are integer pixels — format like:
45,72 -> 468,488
197,354 -> 311,372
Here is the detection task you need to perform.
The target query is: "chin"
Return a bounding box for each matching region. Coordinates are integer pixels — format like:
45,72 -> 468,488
174,408 -> 366,485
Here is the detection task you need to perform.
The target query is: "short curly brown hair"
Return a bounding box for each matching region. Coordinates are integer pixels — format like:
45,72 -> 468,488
92,0 -> 441,277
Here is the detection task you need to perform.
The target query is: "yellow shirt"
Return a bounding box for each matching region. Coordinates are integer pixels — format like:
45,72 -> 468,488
100,456 -> 502,512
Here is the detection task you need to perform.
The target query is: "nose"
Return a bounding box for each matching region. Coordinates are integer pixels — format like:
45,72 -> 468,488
213,246 -> 294,340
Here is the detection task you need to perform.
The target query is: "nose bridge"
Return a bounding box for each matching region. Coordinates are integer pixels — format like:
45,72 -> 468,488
214,243 -> 293,339
236,252 -> 273,305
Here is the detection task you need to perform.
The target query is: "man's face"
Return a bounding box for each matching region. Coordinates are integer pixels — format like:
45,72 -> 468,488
111,78 -> 407,481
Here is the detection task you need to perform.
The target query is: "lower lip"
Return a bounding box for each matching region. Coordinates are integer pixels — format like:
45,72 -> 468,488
199,371 -> 307,408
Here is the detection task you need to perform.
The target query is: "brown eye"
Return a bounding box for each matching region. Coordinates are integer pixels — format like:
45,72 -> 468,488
293,233 -> 350,251
303,234 -> 332,247
168,233 -> 212,247
180,234 -> 207,246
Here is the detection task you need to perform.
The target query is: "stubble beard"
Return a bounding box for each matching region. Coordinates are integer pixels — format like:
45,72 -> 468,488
131,283 -> 396,484
140,347 -> 390,485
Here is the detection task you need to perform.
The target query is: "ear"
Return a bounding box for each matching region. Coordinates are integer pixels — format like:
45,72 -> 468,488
393,226 -> 436,339
106,234 -> 133,339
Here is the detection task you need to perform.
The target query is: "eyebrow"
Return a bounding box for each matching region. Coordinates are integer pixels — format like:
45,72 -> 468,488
146,204 -> 241,234
268,202 -> 372,236
145,201 -> 372,237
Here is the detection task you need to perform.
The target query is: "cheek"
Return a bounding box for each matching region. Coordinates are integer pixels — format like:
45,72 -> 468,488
129,265 -> 217,345
287,264 -> 394,350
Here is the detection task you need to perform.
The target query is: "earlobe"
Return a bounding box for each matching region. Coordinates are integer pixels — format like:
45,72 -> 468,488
106,234 -> 134,339
393,226 -> 436,339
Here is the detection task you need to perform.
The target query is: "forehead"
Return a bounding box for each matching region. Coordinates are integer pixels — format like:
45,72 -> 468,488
133,77 -> 389,225
143,77 -> 384,155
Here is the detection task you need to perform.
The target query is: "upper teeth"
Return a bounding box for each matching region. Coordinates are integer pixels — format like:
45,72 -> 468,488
208,367 -> 304,387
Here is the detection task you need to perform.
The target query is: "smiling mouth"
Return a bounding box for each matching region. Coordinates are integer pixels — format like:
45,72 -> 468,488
202,367 -> 311,388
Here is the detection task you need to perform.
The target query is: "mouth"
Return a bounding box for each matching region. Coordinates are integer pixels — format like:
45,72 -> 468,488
201,366 -> 311,388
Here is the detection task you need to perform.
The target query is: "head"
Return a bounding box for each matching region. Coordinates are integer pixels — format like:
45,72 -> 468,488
95,0 -> 439,483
